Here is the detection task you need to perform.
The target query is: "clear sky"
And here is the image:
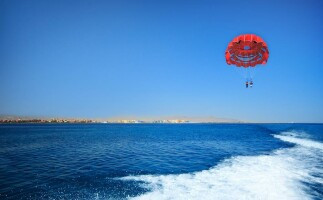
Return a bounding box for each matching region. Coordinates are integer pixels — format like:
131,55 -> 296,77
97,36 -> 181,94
1,0 -> 322,122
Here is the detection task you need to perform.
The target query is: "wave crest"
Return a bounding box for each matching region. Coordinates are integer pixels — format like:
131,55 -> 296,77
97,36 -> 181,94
273,132 -> 323,150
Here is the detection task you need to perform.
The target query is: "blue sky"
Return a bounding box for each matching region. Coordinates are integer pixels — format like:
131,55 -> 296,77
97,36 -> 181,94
1,0 -> 322,122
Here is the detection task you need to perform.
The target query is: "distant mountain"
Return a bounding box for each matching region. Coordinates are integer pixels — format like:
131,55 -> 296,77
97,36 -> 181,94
103,115 -> 241,123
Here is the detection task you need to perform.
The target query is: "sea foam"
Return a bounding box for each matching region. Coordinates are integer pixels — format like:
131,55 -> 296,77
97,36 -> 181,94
274,133 -> 323,150
122,131 -> 323,200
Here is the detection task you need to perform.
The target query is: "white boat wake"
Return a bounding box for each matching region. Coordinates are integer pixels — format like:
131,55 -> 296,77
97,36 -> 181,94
121,131 -> 323,200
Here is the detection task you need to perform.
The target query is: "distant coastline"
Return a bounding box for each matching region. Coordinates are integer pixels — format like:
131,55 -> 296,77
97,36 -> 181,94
0,115 -> 241,124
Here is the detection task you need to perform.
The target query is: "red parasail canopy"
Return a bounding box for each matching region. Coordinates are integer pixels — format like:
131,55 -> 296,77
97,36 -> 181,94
225,34 -> 269,68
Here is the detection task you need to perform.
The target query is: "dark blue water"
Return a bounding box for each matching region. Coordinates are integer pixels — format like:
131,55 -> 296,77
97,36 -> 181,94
0,124 -> 322,199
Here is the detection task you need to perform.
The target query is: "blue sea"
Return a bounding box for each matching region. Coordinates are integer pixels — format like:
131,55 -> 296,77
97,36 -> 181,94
0,123 -> 322,200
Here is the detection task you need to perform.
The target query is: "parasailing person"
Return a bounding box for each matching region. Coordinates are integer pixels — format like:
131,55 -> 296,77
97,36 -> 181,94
225,34 -> 269,88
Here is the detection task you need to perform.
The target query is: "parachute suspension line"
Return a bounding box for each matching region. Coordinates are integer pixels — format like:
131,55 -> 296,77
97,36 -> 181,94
247,67 -> 252,81
235,66 -> 247,81
247,67 -> 251,81
246,67 -> 253,88
249,67 -> 254,88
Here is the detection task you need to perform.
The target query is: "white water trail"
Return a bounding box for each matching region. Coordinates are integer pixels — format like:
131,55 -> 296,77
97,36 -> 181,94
122,131 -> 323,200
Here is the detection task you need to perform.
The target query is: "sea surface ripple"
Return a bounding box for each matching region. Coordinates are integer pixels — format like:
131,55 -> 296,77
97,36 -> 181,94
0,123 -> 322,199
